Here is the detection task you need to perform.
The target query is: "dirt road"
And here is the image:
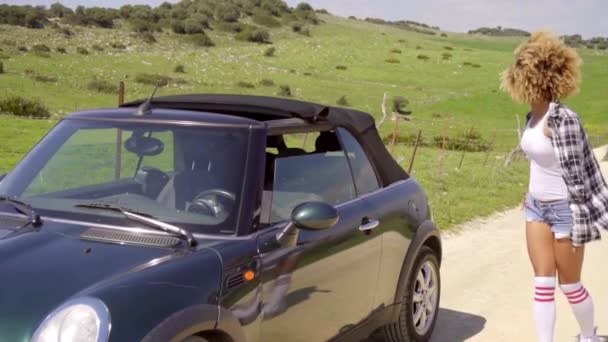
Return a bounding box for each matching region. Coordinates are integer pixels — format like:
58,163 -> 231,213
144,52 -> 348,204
432,146 -> 608,342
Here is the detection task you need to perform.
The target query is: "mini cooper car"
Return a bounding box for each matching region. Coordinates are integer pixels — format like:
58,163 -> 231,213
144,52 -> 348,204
0,94 -> 441,342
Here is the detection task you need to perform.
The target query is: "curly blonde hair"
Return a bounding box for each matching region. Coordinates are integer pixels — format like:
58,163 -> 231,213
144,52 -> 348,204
500,31 -> 582,103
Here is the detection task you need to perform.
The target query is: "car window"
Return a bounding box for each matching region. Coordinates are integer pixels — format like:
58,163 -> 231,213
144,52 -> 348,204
24,128 -> 139,195
338,128 -> 380,195
267,131 -> 356,223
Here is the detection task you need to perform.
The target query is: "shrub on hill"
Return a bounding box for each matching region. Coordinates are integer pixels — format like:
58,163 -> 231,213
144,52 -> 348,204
390,48 -> 402,54
110,42 -> 126,50
18,46 -> 28,52
237,81 -> 255,89
0,62 -> 3,74
31,73 -> 57,83
92,44 -> 104,52
236,28 -> 271,44
174,64 -> 185,73
253,12 -> 281,28
135,73 -> 172,87
432,130 -> 491,152
56,47 -> 67,53
336,95 -> 349,106
215,4 -> 240,23
0,96 -> 50,118
385,58 -> 400,64
171,20 -> 186,34
57,27 -> 74,37
296,3 -> 314,11
32,44 -> 51,53
264,47 -> 276,57
417,54 -> 430,61
392,96 -> 410,114
336,65 -> 347,70
139,32 -> 157,44
259,79 -> 275,87
50,3 -> 73,18
76,46 -> 89,55
441,52 -> 452,60
184,18 -> 206,34
88,79 -> 116,94
185,32 -> 214,47
278,85 -> 292,97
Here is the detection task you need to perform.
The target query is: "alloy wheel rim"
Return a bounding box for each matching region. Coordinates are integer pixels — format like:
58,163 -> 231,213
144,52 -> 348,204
411,260 -> 438,335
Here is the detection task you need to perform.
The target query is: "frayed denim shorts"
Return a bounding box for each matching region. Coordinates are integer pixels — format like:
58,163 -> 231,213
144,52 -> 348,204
524,194 -> 573,239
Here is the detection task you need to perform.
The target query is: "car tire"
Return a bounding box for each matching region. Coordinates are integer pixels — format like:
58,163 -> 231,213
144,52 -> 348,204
383,246 -> 440,342
180,337 -> 209,342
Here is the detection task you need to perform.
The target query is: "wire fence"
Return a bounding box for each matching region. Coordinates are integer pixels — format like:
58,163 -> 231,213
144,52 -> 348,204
383,116 -> 608,177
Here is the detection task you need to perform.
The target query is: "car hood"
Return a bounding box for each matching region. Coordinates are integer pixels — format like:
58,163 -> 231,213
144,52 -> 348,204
0,217 -> 189,340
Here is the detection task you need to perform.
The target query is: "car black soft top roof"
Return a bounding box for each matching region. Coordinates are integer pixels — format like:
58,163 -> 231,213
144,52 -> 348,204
121,94 -> 408,185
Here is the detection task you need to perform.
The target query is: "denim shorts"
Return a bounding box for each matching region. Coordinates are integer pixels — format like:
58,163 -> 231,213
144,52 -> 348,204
525,194 -> 573,239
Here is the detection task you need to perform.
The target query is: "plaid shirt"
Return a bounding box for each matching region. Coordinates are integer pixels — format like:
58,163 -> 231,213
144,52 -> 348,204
527,103 -> 608,245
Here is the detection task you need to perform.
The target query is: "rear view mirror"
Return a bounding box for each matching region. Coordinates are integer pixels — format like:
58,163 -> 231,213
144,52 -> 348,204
124,135 -> 164,156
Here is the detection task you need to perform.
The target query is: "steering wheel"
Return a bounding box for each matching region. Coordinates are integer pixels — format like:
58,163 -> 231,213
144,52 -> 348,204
188,189 -> 236,218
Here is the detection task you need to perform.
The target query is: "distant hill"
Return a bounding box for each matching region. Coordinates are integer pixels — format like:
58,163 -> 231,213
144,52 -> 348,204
361,17 -> 440,36
467,26 -> 530,37
0,1 -> 321,45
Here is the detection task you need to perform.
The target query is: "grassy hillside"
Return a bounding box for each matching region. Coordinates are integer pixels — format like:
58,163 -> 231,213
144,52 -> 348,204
1,14 -> 607,229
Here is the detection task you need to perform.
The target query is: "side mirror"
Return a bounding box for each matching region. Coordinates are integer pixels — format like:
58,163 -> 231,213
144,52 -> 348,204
275,202 -> 339,248
291,201 -> 339,231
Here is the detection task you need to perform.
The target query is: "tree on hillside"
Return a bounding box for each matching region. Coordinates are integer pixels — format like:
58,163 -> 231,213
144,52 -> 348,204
50,2 -> 73,18
215,4 -> 240,22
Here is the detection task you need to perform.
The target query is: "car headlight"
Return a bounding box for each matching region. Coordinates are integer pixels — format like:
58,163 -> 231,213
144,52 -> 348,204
32,297 -> 111,342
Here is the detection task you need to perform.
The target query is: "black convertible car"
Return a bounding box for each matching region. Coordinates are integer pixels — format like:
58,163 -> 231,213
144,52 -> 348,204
0,94 -> 441,342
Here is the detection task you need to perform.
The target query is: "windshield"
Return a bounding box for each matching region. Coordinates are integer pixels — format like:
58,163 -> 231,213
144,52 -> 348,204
0,119 -> 249,234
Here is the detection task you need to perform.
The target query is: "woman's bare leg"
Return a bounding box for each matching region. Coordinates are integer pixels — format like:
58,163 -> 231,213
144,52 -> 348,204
527,221 -> 557,342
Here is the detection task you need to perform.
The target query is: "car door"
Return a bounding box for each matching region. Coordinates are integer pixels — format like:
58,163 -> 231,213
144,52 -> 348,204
255,130 -> 382,341
338,128 -> 420,310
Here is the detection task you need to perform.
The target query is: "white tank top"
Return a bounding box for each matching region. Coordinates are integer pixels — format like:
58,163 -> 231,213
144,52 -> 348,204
520,103 -> 568,201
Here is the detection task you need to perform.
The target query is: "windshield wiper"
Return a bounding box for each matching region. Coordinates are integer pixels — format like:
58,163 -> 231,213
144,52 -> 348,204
74,202 -> 196,247
0,196 -> 42,228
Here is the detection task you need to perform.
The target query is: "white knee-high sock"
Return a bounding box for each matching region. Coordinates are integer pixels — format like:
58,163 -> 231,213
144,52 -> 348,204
560,282 -> 595,338
534,277 -> 556,342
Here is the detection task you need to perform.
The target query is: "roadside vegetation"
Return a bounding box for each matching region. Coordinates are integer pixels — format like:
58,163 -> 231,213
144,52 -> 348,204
0,0 -> 607,229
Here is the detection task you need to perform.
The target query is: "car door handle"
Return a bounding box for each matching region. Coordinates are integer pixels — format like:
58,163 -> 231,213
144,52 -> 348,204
359,218 -> 380,232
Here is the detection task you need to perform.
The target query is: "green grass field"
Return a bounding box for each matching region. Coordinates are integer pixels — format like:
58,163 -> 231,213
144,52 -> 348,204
0,15 -> 606,229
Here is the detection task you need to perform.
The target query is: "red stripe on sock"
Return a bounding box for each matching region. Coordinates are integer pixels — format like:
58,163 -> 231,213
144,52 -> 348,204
535,297 -> 554,302
569,291 -> 589,304
565,287 -> 585,297
535,286 -> 555,290
535,292 -> 554,297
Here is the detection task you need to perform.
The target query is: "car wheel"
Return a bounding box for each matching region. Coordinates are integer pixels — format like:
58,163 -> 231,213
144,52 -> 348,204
180,336 -> 209,342
383,246 -> 440,342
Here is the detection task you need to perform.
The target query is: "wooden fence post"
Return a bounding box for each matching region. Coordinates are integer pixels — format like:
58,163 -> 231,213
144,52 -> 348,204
438,118 -> 449,175
118,81 -> 125,106
390,115 -> 400,154
115,81 -> 125,180
408,130 -> 422,174
484,129 -> 497,166
458,126 -> 475,169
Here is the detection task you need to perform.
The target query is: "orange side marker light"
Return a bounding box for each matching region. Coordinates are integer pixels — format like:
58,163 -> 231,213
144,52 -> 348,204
243,270 -> 256,282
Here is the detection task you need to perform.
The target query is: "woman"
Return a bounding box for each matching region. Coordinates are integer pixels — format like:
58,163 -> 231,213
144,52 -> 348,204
501,31 -> 608,342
